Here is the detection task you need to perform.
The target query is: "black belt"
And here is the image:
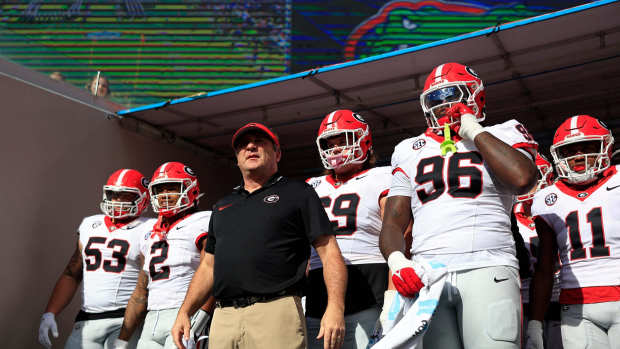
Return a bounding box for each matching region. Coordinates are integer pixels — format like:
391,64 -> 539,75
75,308 -> 125,322
216,288 -> 301,309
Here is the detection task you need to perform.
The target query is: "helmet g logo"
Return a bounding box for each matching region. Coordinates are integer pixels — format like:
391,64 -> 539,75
141,177 -> 150,189
465,66 -> 479,78
352,113 -> 367,123
184,166 -> 196,177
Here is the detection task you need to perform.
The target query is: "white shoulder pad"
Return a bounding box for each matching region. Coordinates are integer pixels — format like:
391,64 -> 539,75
486,119 -> 538,148
78,214 -> 105,233
306,175 -> 324,189
391,135 -> 426,168
486,119 -> 538,158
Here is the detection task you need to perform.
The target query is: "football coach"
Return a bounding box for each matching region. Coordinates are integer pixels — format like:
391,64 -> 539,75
172,122 -> 347,349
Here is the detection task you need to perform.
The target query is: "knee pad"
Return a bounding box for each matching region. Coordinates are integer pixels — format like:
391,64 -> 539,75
486,299 -> 519,342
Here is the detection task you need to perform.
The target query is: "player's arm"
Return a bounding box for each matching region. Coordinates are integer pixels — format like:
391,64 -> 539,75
473,132 -> 537,194
448,104 -> 536,194
172,251 -> 215,349
44,240 -> 84,314
39,240 -> 83,348
529,216 -> 556,321
379,196 -> 411,259
313,233 -> 347,349
118,255 -> 149,341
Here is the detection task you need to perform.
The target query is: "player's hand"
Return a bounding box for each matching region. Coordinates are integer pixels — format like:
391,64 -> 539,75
387,252 -> 425,297
525,320 -> 544,349
446,103 -> 484,141
379,290 -> 398,330
111,338 -> 129,349
317,304 -> 345,349
171,310 -> 192,349
38,312 -> 58,348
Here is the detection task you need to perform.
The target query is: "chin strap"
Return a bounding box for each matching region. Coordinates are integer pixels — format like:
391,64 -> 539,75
440,123 -> 457,156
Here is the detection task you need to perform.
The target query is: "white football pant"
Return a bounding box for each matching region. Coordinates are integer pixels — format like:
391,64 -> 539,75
423,265 -> 521,349
561,301 -> 620,349
65,317 -> 139,349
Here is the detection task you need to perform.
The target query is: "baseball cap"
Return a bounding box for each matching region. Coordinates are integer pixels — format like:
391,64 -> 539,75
232,122 -> 280,149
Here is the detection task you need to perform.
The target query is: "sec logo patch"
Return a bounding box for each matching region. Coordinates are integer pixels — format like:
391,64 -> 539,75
412,139 -> 426,150
545,193 -> 558,206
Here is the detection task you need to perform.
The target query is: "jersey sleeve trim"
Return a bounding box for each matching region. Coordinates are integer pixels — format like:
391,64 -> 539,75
378,189 -> 389,206
392,167 -> 409,178
195,232 -> 208,251
512,142 -> 538,159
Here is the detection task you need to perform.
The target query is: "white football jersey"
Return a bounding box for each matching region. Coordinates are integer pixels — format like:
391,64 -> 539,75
141,211 -> 211,310
513,203 -> 560,303
389,120 -> 537,271
306,166 -> 391,269
78,215 -> 155,313
531,166 -> 620,290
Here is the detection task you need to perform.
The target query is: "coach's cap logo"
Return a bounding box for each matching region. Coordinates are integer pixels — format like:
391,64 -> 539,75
545,193 -> 558,206
264,194 -> 280,203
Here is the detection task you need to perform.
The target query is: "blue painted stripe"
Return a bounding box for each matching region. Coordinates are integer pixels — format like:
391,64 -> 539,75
117,0 -> 618,116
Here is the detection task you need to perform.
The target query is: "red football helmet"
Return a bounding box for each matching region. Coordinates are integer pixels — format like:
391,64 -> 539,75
100,169 -> 149,219
516,154 -> 554,202
550,115 -> 614,185
149,162 -> 202,217
316,110 -> 372,169
420,63 -> 486,129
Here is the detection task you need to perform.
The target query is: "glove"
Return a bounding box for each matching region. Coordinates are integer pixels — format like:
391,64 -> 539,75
379,290 -> 398,329
525,320 -> 544,349
387,252 -> 425,297
446,103 -> 484,141
112,338 -> 129,349
38,312 -> 58,348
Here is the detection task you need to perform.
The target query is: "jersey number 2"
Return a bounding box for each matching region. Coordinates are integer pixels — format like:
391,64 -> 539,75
149,240 -> 170,281
320,194 -> 360,236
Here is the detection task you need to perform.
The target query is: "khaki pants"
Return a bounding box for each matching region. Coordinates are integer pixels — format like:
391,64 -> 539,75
210,295 -> 307,349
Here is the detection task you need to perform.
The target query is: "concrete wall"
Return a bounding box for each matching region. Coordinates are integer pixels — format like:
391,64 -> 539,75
0,71 -> 239,348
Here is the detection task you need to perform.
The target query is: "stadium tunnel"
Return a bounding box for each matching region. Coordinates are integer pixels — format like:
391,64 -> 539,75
117,0 -> 620,178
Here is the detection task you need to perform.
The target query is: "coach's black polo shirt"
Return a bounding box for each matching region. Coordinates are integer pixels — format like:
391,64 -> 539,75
205,173 -> 335,300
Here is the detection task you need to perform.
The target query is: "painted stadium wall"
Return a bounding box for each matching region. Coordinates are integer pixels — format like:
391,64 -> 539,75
0,0 -> 588,108
0,71 -> 238,347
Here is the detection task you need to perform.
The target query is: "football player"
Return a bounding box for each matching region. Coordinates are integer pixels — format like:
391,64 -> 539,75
38,169 -> 154,349
528,115 -> 620,349
513,154 -> 563,349
114,162 -> 212,349
379,62 -> 538,349
305,110 -> 392,349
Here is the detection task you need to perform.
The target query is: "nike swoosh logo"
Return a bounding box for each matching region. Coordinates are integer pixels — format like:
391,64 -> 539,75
175,225 -> 185,230
494,277 -> 509,283
354,175 -> 368,180
607,185 -> 620,191
218,203 -> 233,211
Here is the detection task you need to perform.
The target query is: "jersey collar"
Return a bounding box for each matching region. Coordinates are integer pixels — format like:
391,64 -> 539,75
325,168 -> 371,188
425,128 -> 463,144
103,215 -> 134,232
234,172 -> 284,196
555,166 -> 617,201
151,211 -> 192,239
